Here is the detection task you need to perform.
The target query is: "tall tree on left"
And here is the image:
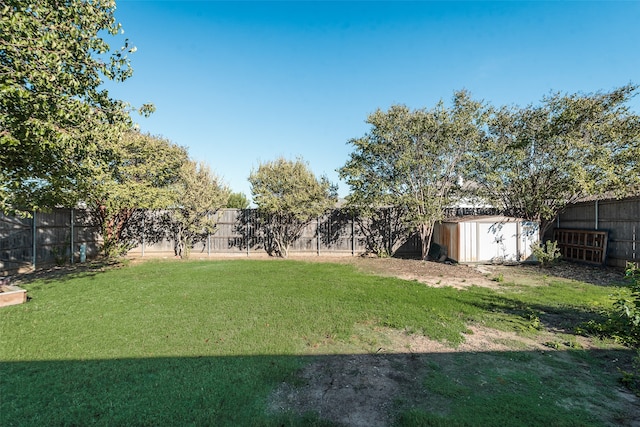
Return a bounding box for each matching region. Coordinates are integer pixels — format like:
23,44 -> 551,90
87,131 -> 189,258
0,0 -> 151,213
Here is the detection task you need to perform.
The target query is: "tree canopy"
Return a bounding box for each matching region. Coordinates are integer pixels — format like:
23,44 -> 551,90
87,131 -> 189,257
169,161 -> 229,258
227,192 -> 250,209
340,90 -> 488,259
341,86 -> 640,257
0,0 -> 149,212
467,84 -> 640,237
249,157 -> 337,258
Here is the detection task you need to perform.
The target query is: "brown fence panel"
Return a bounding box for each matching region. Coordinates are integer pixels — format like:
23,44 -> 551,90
552,196 -> 640,268
2,207 -> 424,272
1,209 -> 101,272
119,208 -> 415,258
0,214 -> 32,271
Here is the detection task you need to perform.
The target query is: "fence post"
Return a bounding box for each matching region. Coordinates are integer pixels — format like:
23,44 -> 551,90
207,212 -> 211,257
32,210 -> 36,270
633,225 -> 637,262
141,215 -> 145,257
351,211 -> 355,257
317,216 -> 320,256
70,208 -> 74,264
246,209 -> 250,257
387,208 -> 392,256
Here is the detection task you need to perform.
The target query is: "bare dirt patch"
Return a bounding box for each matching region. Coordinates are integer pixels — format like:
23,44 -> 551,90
269,325 -> 538,426
295,255 -> 500,289
270,329 -> 639,427
268,257 -> 639,426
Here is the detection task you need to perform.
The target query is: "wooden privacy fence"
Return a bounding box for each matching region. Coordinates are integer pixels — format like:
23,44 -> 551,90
3,198 -> 637,271
132,208 -> 421,258
1,208 -> 421,271
0,209 -> 101,272
552,196 -> 640,268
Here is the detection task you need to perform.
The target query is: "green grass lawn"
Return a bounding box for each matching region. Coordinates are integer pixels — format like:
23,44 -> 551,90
0,259 -> 636,426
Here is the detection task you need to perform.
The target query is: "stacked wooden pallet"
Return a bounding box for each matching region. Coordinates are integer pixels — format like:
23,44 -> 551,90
554,228 -> 608,265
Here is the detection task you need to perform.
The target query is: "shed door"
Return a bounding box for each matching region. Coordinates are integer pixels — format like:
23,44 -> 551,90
477,222 -> 519,262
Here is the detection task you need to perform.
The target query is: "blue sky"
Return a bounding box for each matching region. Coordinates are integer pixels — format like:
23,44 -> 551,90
106,1 -> 640,202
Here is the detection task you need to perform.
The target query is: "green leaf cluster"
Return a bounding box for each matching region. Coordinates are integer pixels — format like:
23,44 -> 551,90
85,131 -> 189,257
226,192 -> 250,209
1,0 -> 140,212
341,86 -> 640,256
467,84 -> 640,237
169,161 -> 230,258
530,240 -> 562,267
614,263 -> 640,347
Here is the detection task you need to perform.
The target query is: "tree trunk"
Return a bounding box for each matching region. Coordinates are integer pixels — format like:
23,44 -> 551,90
539,217 -> 554,244
419,222 -> 434,261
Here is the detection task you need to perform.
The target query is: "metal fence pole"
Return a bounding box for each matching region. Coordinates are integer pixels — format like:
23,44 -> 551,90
633,225 -> 637,262
32,211 -> 36,270
207,212 -> 211,257
351,211 -> 355,257
387,208 -> 392,256
70,208 -> 74,264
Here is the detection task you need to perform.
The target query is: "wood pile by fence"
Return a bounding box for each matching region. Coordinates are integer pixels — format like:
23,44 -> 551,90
551,196 -> 640,268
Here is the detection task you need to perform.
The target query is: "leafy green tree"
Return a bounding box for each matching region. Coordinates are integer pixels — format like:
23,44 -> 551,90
227,192 -> 250,209
170,161 -> 230,258
340,91 -> 488,259
0,0 -> 150,213
87,131 -> 188,257
467,85 -> 640,239
249,157 -> 337,258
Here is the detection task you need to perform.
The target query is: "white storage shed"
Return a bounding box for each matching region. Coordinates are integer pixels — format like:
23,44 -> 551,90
432,216 -> 539,263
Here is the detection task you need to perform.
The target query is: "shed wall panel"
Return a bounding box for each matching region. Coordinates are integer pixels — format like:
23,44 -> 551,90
436,218 -> 539,263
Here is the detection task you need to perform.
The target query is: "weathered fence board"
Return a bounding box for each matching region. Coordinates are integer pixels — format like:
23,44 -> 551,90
130,209 -> 380,257
6,197 -> 634,272
0,209 -> 101,272
552,196 -> 640,268
2,208 -> 422,271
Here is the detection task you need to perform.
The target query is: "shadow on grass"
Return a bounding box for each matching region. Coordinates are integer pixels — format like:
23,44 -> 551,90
449,289 -> 614,336
2,349 -> 638,427
12,260 -> 122,288
517,262 -> 628,288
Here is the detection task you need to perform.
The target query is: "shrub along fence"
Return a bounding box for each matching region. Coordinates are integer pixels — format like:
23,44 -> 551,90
0,208 -> 422,272
5,199 -> 634,272
125,208 -> 422,259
